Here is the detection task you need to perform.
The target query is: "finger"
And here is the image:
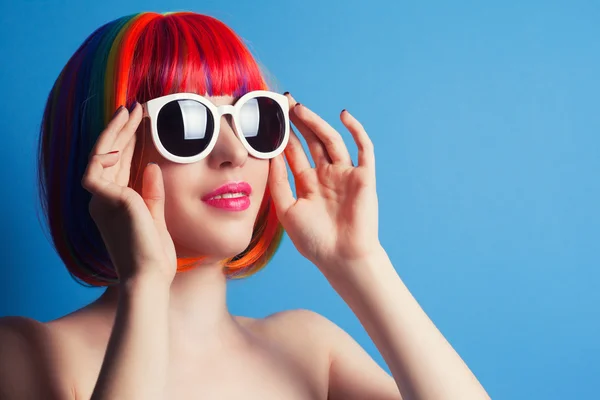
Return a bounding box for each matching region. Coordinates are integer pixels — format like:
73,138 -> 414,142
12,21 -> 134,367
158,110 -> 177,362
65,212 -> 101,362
142,163 -> 166,226
114,104 -> 143,186
115,129 -> 137,187
283,128 -> 311,176
268,154 -> 296,216
285,93 -> 331,166
113,102 -> 143,150
90,106 -> 130,157
82,151 -> 128,207
293,103 -> 353,166
340,110 -> 375,170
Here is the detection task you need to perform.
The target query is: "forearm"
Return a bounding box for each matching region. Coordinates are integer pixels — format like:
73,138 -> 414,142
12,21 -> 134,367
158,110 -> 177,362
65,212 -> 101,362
91,274 -> 170,400
325,248 -> 490,400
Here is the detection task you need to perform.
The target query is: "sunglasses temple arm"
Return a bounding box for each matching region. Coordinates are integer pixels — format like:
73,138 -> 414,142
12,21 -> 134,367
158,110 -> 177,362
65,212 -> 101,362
141,103 -> 149,118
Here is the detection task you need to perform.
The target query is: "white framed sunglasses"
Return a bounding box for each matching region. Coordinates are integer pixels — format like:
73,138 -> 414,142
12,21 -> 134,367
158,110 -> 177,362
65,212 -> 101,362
141,90 -> 290,163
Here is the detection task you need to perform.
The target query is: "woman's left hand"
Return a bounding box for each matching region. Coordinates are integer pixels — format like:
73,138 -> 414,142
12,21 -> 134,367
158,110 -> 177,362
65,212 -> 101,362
268,94 -> 382,277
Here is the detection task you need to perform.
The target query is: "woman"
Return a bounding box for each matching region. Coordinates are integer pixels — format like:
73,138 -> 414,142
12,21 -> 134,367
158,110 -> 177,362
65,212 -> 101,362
0,11 -> 490,400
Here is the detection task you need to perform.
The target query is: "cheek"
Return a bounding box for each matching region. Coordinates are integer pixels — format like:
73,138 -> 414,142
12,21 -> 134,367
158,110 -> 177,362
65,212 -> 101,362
249,160 -> 270,205
160,166 -> 195,206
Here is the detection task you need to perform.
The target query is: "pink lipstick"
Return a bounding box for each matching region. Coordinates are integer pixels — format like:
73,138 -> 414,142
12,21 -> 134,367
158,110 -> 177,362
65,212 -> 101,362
201,182 -> 252,211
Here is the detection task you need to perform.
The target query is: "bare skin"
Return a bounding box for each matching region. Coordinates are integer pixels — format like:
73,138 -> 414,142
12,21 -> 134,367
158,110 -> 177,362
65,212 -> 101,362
0,294 -> 338,399
0,92 -> 490,399
0,266 -> 397,399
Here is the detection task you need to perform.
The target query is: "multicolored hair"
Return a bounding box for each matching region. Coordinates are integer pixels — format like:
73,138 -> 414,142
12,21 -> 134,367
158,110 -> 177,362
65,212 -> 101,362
37,12 -> 284,286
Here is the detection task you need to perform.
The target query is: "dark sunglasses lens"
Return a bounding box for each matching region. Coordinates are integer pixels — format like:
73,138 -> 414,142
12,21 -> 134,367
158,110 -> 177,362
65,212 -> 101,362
157,99 -> 214,158
238,97 -> 285,154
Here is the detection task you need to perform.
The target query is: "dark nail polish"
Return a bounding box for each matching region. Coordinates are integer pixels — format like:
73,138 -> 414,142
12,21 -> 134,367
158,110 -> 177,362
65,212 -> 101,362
283,91 -> 290,95
295,103 -> 302,107
129,101 -> 138,112
113,105 -> 124,117
341,109 -> 347,113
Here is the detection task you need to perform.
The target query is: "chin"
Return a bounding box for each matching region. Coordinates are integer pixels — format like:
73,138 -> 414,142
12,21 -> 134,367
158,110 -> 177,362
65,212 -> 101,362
205,238 -> 253,259
172,224 -> 254,260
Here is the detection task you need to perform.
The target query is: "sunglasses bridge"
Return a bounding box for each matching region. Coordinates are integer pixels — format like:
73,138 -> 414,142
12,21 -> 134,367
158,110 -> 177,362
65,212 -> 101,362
142,103 -> 238,119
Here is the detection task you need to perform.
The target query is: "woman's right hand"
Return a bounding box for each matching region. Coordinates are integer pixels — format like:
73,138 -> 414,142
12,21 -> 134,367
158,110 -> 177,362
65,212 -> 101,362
81,103 -> 177,285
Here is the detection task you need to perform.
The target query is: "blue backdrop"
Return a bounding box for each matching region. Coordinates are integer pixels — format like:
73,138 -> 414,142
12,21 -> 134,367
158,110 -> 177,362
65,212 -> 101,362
1,1 -> 598,399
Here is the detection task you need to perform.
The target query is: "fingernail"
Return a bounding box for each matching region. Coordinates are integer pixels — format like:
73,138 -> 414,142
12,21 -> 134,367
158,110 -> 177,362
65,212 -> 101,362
147,162 -> 156,165
341,109 -> 347,113
129,101 -> 138,112
295,103 -> 302,107
113,105 -> 124,117
283,91 -> 290,95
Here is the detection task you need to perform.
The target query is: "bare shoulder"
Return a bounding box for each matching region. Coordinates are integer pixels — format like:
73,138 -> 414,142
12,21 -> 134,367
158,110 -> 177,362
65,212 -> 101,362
0,315 -> 46,338
245,310 -> 401,400
256,308 -> 335,330
240,309 -> 348,375
0,316 -> 73,399
246,308 -> 341,349
238,309 -> 339,396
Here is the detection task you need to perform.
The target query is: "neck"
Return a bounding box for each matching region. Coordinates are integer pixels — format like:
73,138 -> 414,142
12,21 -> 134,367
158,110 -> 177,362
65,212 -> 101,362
97,261 -> 241,339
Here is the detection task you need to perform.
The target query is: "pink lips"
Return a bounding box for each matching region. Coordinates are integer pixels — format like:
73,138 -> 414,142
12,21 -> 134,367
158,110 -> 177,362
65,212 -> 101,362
201,182 -> 252,211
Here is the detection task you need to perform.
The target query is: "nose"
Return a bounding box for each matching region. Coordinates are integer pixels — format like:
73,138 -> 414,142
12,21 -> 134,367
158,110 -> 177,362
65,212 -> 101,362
206,115 -> 248,169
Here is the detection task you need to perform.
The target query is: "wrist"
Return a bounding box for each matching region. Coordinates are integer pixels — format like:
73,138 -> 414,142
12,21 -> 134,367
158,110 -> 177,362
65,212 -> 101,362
320,245 -> 389,282
120,270 -> 172,296
322,246 -> 401,303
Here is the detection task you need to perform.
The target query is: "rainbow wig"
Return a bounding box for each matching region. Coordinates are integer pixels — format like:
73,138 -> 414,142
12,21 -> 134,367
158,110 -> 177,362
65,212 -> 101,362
37,12 -> 284,286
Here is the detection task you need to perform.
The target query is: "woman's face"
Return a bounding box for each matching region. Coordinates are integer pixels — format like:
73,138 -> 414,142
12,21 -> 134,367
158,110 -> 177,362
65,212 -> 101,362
134,95 -> 270,261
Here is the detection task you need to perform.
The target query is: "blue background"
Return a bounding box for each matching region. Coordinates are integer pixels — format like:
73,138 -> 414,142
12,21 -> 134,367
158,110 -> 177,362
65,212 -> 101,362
1,1 -> 598,398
